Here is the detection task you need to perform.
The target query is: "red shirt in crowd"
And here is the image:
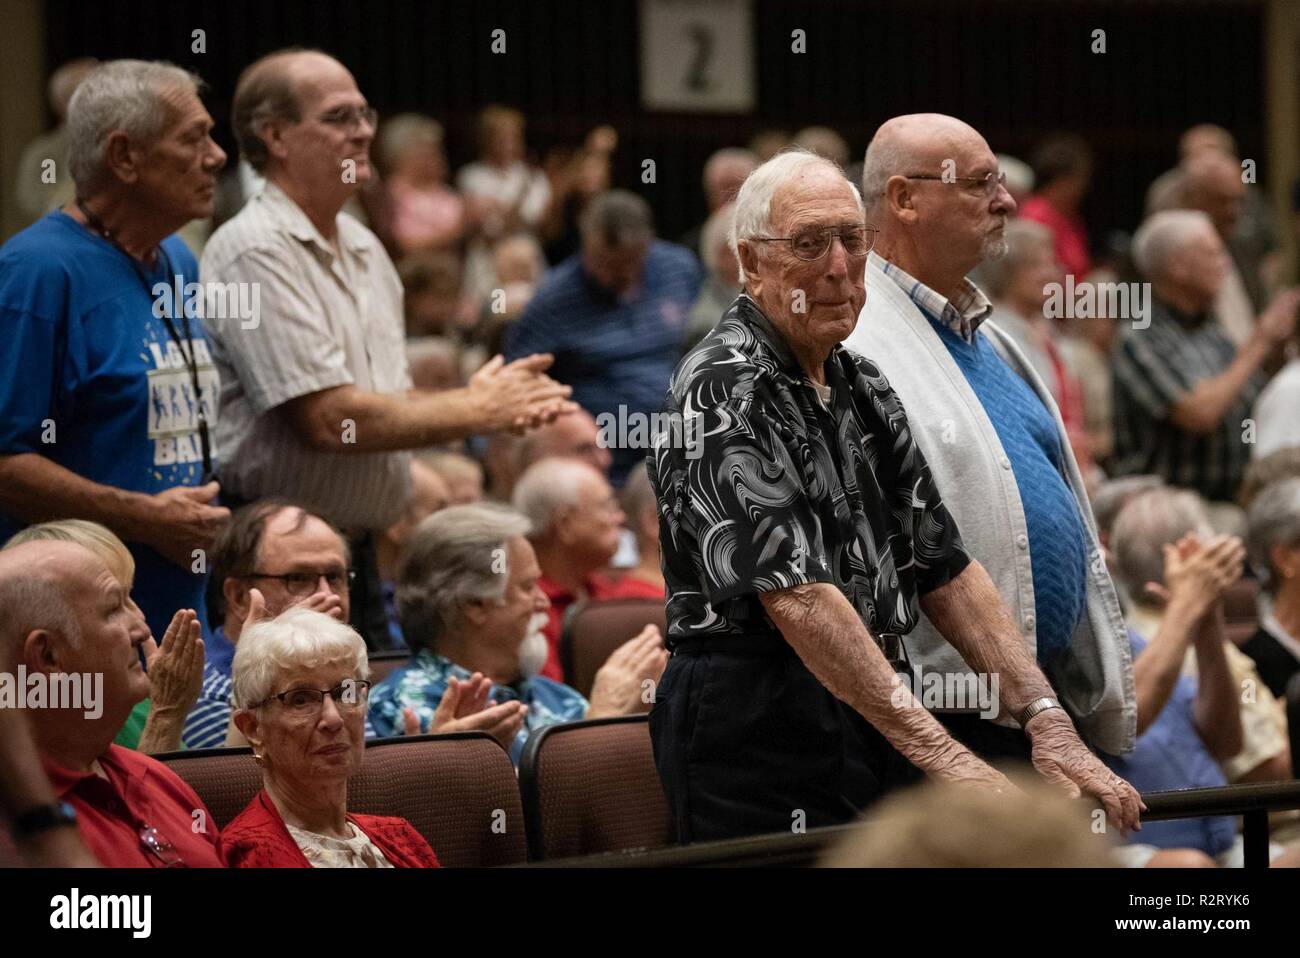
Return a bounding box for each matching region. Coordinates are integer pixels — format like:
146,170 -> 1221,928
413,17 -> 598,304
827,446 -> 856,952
1019,195 -> 1092,281
42,744 -> 226,868
538,572 -> 666,682
219,789 -> 440,868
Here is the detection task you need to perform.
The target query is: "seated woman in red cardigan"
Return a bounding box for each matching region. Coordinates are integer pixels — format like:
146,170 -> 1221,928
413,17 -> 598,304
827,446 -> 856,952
219,603 -> 440,868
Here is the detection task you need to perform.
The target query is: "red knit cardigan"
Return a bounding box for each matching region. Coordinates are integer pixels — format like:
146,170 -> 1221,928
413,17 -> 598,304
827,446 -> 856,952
220,790 -> 441,868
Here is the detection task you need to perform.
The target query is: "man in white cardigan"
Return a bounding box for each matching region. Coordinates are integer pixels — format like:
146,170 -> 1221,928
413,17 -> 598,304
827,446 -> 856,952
845,114 -> 1137,761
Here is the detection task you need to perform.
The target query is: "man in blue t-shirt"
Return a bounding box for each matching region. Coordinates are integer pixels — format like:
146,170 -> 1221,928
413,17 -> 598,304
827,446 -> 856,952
0,60 -> 229,644
504,189 -> 701,486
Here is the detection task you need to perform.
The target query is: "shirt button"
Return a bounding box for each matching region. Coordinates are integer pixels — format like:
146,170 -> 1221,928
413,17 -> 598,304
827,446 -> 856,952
1024,614 -> 1036,630
1000,456 -> 1012,470
1016,534 -> 1028,550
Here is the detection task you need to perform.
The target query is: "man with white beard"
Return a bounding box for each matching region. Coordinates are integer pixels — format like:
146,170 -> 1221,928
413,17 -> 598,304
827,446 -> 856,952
844,114 -> 1135,763
368,503 -> 665,763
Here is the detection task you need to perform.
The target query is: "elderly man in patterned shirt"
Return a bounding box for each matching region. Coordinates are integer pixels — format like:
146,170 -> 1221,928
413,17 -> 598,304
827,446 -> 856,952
648,149 -> 1142,842
368,504 -> 666,764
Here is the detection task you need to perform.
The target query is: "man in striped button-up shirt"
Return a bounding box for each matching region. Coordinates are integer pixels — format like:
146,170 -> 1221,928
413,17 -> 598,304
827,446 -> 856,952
201,50 -> 573,649
1112,210 -> 1298,502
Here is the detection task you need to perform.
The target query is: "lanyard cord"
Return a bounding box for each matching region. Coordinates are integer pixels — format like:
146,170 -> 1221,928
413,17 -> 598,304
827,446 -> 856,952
75,199 -> 213,481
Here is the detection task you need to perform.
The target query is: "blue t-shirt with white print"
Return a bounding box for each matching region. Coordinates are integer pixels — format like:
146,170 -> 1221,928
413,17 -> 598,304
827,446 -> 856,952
0,210 -> 219,642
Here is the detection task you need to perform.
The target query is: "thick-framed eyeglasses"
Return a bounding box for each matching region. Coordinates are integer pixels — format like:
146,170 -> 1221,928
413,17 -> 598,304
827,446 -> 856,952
749,224 -> 878,261
250,680 -> 373,715
318,105 -> 378,132
902,170 -> 1008,197
243,569 -> 356,596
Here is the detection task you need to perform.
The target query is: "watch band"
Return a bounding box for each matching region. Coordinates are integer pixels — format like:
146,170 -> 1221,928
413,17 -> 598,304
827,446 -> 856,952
12,801 -> 78,838
1017,697 -> 1063,726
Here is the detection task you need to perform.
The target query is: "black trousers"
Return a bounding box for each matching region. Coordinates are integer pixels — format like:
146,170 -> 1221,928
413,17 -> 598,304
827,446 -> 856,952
650,640 -> 920,844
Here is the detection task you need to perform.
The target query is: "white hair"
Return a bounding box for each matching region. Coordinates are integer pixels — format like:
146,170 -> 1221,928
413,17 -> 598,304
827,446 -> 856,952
1110,487 -> 1212,599
397,503 -> 531,650
729,148 -> 863,287
231,607 -> 369,710
1131,209 -> 1216,281
66,59 -> 202,191
1247,477 -> 1300,594
512,458 -> 600,535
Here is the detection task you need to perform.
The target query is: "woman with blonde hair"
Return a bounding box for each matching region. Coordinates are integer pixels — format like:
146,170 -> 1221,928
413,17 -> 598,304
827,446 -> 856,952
3,519 -> 204,753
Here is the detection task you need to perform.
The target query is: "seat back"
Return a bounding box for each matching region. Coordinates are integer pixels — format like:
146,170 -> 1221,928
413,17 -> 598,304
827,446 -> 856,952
561,598 -> 666,697
159,732 -> 528,866
518,715 -> 673,861
367,651 -> 411,685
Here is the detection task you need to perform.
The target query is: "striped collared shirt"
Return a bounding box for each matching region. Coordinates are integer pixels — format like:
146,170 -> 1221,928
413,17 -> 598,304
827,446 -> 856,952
873,251 -> 994,343
200,181 -> 412,531
1111,296 -> 1264,502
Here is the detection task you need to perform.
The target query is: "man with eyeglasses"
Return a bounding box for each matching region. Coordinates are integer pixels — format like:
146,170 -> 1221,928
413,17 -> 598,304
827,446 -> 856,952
648,148 -> 1142,843
845,114 -> 1139,769
183,499 -> 357,749
201,50 -> 575,653
3,539 -> 225,866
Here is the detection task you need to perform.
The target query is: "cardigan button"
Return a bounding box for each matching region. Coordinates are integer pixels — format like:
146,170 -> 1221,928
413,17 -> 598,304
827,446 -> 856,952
1016,534 -> 1028,550
1024,614 -> 1036,630
999,456 -> 1011,469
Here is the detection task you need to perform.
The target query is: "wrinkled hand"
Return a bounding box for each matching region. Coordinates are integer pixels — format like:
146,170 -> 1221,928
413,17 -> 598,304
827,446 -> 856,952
1148,533 -> 1244,621
1027,709 -> 1144,834
400,673 -> 527,751
587,625 -> 669,717
468,354 -> 577,434
142,482 -> 230,568
142,608 -> 205,717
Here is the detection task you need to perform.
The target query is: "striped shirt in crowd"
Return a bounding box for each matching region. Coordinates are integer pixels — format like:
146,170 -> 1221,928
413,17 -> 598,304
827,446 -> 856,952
1111,297 -> 1264,502
199,181 -> 413,532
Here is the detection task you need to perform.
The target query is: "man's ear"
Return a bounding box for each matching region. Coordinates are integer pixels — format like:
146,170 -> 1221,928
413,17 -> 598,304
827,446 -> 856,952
462,597 -> 491,628
21,629 -> 62,673
260,118 -> 292,165
224,577 -> 249,624
883,175 -> 918,225
101,130 -> 143,186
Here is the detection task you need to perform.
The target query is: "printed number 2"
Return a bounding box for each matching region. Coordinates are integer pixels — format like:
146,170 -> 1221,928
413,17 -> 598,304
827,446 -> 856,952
683,23 -> 713,91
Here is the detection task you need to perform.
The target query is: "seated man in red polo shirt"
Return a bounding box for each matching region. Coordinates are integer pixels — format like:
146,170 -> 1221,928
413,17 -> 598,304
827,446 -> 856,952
3,539 -> 225,867
513,457 -> 655,682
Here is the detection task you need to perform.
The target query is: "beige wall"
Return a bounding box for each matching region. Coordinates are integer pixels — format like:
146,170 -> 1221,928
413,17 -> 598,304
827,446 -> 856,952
0,0 -> 46,242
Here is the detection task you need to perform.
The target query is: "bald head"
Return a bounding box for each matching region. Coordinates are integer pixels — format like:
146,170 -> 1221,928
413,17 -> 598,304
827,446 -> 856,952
862,114 -> 989,206
0,540 -> 108,650
862,113 -> 1015,296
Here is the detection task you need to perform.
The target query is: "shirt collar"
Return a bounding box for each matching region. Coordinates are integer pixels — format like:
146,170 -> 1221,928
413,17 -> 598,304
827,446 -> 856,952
728,294 -> 856,399
1259,601 -> 1300,662
41,744 -> 147,800
872,251 -> 993,343
259,180 -> 371,259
